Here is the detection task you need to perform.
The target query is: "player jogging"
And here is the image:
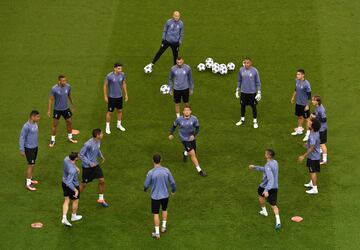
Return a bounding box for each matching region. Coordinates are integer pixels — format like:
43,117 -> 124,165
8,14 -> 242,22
235,58 -> 261,128
169,105 -> 206,177
249,149 -> 281,230
47,75 -> 77,147
79,128 -> 108,207
104,62 -> 128,134
19,110 -> 40,191
311,95 -> 328,165
144,154 -> 176,239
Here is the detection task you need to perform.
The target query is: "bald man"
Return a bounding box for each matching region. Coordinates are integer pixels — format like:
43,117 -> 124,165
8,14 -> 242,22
144,11 -> 184,72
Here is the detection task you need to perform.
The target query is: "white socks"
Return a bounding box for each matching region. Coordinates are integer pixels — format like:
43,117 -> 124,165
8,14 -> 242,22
162,221 -> 167,228
51,135 -> 56,141
312,186 -> 318,192
305,130 -> 310,136
241,117 -> 245,121
99,194 -> 104,200
196,166 -> 202,172
106,122 -> 110,128
117,120 -> 121,126
261,207 -> 267,214
26,178 -> 31,186
68,133 -> 72,139
62,215 -> 67,220
253,118 -> 257,123
155,226 -> 160,234
323,154 -> 327,162
275,214 -> 281,225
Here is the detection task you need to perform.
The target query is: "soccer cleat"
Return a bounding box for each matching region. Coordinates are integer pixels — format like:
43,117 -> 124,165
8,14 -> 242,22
117,124 -> 126,132
302,134 -> 309,141
235,120 -> 245,126
97,199 -> 109,207
320,160 -> 327,165
275,224 -> 281,230
183,151 -> 188,162
259,210 -> 268,217
253,122 -> 259,129
199,170 -> 207,177
151,231 -> 160,239
304,181 -> 313,188
61,218 -> 72,227
161,227 -> 167,233
68,138 -> 78,144
291,128 -> 303,136
31,179 -> 39,185
26,185 -> 36,191
105,128 -> 111,135
71,215 -> 83,222
306,188 -> 318,194
49,140 -> 55,147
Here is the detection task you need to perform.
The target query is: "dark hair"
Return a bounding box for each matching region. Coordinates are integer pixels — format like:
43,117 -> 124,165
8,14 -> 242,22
29,110 -> 39,117
153,153 -> 161,164
312,95 -> 322,105
184,104 -> 191,110
114,62 -> 123,68
176,56 -> 183,61
69,152 -> 79,161
266,149 -> 275,158
311,118 -> 321,132
297,69 -> 305,75
244,57 -> 252,61
92,128 -> 102,138
58,75 -> 66,80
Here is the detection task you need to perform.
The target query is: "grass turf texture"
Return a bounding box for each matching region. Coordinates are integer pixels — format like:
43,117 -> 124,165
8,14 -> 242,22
1,0 -> 360,249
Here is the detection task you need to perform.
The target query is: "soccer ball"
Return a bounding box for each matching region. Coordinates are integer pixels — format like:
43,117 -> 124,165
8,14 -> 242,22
160,84 -> 170,94
227,62 -> 236,71
197,63 -> 206,71
144,65 -> 152,74
219,65 -> 228,75
212,63 -> 220,73
205,58 -> 214,68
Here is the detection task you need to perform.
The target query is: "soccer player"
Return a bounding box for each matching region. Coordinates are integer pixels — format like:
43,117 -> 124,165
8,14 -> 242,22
144,11 -> 184,72
311,95 -> 328,164
61,152 -> 82,227
291,69 -> 312,141
19,110 -> 40,191
79,128 -> 108,207
235,58 -> 261,128
104,63 -> 128,134
144,154 -> 176,239
169,105 -> 206,177
249,149 -> 281,230
169,57 -> 194,117
47,75 -> 77,147
298,118 -> 321,194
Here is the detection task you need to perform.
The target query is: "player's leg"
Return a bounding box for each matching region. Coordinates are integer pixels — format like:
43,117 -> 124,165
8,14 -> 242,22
302,108 -> 311,141
49,117 -> 59,147
271,205 -> 281,229
250,94 -> 258,128
62,196 -> 72,226
151,199 -> 161,239
257,187 -> 268,216
116,98 -> 125,131
292,105 -> 305,135
79,183 -> 86,192
160,198 -> 169,233
236,93 -> 246,126
70,197 -> 82,222
65,117 -> 77,144
306,160 -> 319,194
25,147 -> 38,190
173,90 -> 182,117
320,130 -> 328,164
188,146 -> 206,177
269,190 -> 281,229
152,41 -> 170,65
26,165 -> 36,191
97,169 -> 108,207
170,42 -> 180,65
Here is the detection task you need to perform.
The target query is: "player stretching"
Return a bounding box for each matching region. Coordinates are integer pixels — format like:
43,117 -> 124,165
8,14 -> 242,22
47,75 -> 77,147
311,95 -> 328,165
19,110 -> 40,191
235,58 -> 261,128
144,154 -> 176,239
169,57 -> 194,117
144,11 -> 184,72
249,149 -> 281,230
298,118 -> 321,194
291,69 -> 312,141
104,63 -> 128,134
169,105 -> 206,177
61,152 -> 82,227
79,129 -> 108,207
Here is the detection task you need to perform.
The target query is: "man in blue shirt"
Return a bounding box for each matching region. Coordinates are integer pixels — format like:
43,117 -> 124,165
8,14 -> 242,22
103,63 -> 129,134
61,152 -> 82,227
144,154 -> 176,239
19,110 -> 40,191
311,95 -> 328,165
144,11 -> 184,72
249,149 -> 281,230
47,75 -> 77,147
298,118 -> 321,195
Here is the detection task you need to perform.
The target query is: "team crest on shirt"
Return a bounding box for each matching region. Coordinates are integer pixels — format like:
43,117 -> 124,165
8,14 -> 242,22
183,70 -> 186,75
171,24 -> 174,28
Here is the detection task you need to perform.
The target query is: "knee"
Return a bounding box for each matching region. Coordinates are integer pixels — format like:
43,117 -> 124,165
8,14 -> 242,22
99,178 -> 105,184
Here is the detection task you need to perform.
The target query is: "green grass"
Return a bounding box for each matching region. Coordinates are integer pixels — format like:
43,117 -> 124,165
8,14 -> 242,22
1,0 -> 360,249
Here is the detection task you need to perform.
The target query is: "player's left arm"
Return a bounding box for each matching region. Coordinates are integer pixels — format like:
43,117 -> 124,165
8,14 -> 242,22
305,84 -> 312,111
299,145 -> 314,161
188,67 -> 194,95
19,125 -> 27,155
98,149 -> 105,163
179,23 -> 184,44
168,171 -> 176,194
144,172 -> 152,191
122,80 -> 128,102
169,119 -> 178,140
264,166 -> 274,193
255,70 -> 261,101
67,87 -> 75,112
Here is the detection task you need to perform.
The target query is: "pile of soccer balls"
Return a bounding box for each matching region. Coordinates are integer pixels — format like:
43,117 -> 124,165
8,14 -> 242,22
197,58 -> 236,75
160,84 -> 171,95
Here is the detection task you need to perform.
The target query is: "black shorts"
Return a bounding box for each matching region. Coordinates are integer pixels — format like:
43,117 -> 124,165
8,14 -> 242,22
182,140 -> 196,152
62,182 -> 80,200
108,97 -> 123,112
173,88 -> 189,104
295,104 -> 310,118
307,159 -> 320,173
82,165 -> 104,183
53,109 -> 72,120
240,92 -> 257,106
151,198 -> 169,214
258,186 -> 278,206
25,147 -> 38,165
319,130 -> 327,144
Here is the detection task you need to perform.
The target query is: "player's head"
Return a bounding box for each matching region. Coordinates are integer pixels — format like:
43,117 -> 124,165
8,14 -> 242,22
310,118 -> 321,132
183,104 -> 192,117
153,153 -> 161,165
312,95 -> 321,106
176,56 -> 184,66
29,110 -> 40,122
92,128 -> 103,140
243,57 -> 252,69
173,11 -> 181,21
69,152 -> 79,161
58,75 -> 67,86
265,149 -> 275,159
296,69 -> 305,80
114,63 -> 123,74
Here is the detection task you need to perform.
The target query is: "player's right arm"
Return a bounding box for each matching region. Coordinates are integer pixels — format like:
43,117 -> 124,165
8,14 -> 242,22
19,124 -> 27,155
47,96 -> 54,117
162,20 -> 169,41
169,118 -> 178,140
168,170 -> 176,194
79,143 -> 94,167
168,69 -> 174,95
235,69 -> 242,98
291,82 -> 296,103
103,79 -> 108,103
144,171 -> 152,191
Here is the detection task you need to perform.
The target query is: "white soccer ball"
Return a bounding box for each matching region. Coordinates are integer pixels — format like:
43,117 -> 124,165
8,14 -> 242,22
212,63 -> 220,74
227,62 -> 236,71
219,66 -> 228,75
197,63 -> 206,72
205,58 -> 214,68
144,65 -> 152,74
160,84 -> 170,94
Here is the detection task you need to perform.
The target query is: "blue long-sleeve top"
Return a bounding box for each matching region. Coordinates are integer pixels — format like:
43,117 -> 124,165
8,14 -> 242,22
144,166 -> 176,200
19,120 -> 38,152
254,159 -> 279,192
62,156 -> 79,191
162,18 -> 184,44
79,138 -> 103,168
